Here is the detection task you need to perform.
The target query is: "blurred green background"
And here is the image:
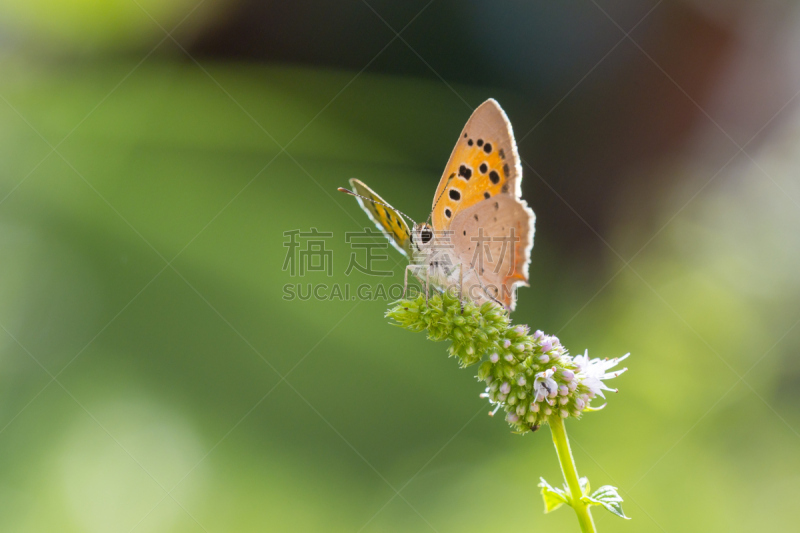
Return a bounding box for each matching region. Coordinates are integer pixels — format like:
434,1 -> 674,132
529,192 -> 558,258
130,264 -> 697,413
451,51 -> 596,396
1,0 -> 800,531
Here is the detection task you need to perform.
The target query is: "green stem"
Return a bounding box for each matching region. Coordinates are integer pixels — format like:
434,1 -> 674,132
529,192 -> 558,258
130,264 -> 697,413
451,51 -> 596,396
549,415 -> 597,533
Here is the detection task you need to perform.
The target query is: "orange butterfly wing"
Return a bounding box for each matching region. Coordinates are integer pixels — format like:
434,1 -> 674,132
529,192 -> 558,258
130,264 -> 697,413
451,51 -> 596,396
349,178 -> 413,257
431,99 -> 534,311
431,99 -> 523,232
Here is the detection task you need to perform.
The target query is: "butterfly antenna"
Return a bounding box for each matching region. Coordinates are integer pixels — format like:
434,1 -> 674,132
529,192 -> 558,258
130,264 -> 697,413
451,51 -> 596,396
427,173 -> 456,225
337,187 -> 417,226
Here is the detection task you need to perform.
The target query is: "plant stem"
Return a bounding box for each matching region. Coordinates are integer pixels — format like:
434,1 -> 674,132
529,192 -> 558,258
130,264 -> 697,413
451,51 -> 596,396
549,415 -> 597,533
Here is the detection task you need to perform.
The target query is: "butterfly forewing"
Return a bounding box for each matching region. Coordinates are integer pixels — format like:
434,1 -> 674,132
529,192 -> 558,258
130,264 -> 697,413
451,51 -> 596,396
431,99 -> 523,232
348,178 -> 413,256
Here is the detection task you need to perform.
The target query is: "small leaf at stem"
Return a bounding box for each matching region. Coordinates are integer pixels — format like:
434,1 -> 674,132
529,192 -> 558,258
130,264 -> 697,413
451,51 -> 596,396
578,476 -> 590,496
582,485 -> 630,519
538,477 -> 569,513
583,403 -> 606,412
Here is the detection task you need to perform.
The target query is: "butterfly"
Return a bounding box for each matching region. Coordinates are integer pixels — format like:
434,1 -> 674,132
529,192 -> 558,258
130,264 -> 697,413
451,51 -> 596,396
340,99 -> 535,311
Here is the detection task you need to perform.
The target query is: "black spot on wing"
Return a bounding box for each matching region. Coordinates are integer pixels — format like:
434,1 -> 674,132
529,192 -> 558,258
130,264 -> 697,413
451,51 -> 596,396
503,163 -> 510,177
477,139 -> 484,147
483,142 -> 492,154
458,164 -> 472,180
479,162 -> 488,174
484,191 -> 490,199
499,149 -> 506,159
489,170 -> 500,184
449,189 -> 461,201
445,208 -> 452,218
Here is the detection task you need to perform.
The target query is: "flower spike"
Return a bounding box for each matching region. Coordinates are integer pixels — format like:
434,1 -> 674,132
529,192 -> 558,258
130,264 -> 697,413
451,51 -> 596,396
387,293 -> 628,433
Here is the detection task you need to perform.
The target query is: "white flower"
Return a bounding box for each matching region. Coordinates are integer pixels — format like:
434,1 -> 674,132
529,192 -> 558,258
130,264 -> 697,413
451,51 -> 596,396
574,350 -> 629,399
533,367 -> 558,400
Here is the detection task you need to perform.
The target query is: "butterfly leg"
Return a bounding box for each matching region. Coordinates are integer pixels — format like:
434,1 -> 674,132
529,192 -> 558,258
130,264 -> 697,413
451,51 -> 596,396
403,264 -> 414,299
464,261 -> 505,309
477,275 -> 504,309
460,266 -> 466,314
425,267 -> 430,305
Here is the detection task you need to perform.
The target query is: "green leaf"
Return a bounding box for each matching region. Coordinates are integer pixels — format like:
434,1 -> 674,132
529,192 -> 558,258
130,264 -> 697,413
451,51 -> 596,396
538,477 -> 569,513
582,485 -> 630,520
583,403 -> 607,412
578,476 -> 590,496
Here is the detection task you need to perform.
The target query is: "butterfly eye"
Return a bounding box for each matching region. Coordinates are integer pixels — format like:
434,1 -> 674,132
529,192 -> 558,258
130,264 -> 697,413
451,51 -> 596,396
421,228 -> 433,244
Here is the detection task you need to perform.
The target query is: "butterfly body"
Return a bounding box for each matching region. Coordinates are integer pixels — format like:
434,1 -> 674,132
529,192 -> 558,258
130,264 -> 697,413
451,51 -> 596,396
344,99 -> 535,312
407,223 -> 459,294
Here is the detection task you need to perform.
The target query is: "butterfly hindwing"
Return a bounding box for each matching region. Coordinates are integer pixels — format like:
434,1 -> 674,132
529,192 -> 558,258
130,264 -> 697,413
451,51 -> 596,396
450,195 -> 535,310
431,99 -> 523,232
348,178 -> 412,256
